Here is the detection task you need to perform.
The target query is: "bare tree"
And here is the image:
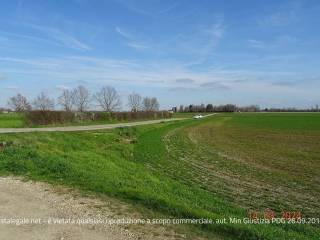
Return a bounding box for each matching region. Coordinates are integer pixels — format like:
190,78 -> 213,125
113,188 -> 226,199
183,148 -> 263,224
7,93 -> 32,112
94,86 -> 121,112
143,97 -> 159,111
206,104 -> 214,112
33,92 -> 55,111
128,92 -> 142,112
58,89 -> 74,111
72,85 -> 90,112
150,97 -> 160,111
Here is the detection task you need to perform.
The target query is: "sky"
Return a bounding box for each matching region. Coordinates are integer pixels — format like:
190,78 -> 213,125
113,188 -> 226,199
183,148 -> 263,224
0,0 -> 320,110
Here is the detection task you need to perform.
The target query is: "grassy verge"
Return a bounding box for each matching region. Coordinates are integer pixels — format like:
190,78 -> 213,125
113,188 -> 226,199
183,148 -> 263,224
0,113 -> 25,128
0,113 -> 319,239
0,112 -> 175,128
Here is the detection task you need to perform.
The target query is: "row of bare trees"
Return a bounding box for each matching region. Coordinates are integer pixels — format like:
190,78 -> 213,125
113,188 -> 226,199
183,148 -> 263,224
174,104 -> 259,112
176,104 -> 238,113
7,85 -> 160,112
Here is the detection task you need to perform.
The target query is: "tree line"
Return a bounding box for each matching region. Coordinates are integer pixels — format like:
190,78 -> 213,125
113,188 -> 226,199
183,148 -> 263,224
6,85 -> 160,112
174,104 -> 259,112
173,104 -> 320,112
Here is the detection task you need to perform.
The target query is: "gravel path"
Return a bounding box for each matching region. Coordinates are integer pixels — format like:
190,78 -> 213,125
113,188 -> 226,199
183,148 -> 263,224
0,177 -> 181,240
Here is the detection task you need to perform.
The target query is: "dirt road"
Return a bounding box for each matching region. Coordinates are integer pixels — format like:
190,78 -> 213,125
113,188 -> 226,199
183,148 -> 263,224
0,114 -> 216,134
0,118 -> 185,134
0,177 -> 183,240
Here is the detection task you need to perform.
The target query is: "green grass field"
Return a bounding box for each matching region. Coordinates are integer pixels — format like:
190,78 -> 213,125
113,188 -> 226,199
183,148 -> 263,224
0,113 -> 319,239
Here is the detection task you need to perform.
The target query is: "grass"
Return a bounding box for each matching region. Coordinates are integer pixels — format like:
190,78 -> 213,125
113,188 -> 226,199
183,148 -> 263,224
0,113 -> 25,128
166,113 -> 320,216
229,112 -> 320,130
0,113 -> 319,239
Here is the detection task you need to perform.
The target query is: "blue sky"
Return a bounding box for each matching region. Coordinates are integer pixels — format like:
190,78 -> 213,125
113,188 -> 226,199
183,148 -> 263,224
0,0 -> 319,109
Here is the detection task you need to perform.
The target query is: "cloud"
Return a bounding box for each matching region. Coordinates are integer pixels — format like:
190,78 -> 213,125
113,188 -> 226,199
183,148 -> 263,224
265,12 -> 296,27
114,16 -> 224,59
116,0 -> 181,17
175,78 -> 195,84
0,55 -> 313,96
169,87 -> 197,92
158,2 -> 180,14
233,79 -> 248,83
248,35 -> 299,49
115,16 -> 224,57
274,35 -> 299,45
27,24 -> 92,51
270,80 -> 300,87
115,26 -> 150,50
115,0 -> 154,17
271,81 -> 296,87
203,22 -> 224,39
0,57 -> 62,68
0,56 -> 169,86
248,39 -> 265,48
115,26 -> 133,39
5,86 -> 19,91
126,42 -> 149,50
77,79 -> 89,84
0,30 -> 63,47
188,22 -> 224,54
172,20 -> 225,65
200,81 -> 230,90
56,85 -> 70,91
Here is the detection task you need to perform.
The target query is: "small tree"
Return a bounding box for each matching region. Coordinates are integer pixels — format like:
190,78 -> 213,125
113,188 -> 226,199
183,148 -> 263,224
58,89 -> 74,111
94,86 -> 121,112
72,85 -> 90,112
33,92 -> 55,111
143,97 -> 159,111
7,93 -> 31,112
128,92 -> 142,112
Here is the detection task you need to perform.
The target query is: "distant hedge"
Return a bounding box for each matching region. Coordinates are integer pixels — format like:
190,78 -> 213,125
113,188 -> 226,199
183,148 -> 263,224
25,111 -> 172,126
